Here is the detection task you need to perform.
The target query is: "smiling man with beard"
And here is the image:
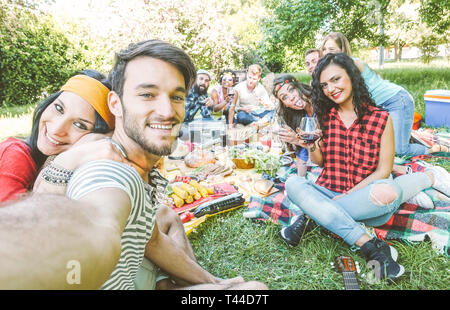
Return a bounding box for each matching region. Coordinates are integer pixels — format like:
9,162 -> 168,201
183,69 -> 215,122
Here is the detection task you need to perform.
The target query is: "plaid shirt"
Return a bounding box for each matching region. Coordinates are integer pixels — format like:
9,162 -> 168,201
184,87 -> 211,122
316,105 -> 389,193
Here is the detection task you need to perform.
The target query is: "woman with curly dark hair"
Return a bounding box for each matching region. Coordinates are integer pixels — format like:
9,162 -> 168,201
320,32 -> 448,155
272,74 -> 315,176
281,53 -> 450,281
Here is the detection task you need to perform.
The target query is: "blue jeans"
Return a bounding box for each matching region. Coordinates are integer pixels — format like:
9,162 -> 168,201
382,90 -> 428,156
235,109 -> 274,125
285,172 -> 432,245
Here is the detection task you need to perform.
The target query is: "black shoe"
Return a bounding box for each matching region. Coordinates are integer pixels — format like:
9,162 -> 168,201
360,238 -> 405,281
280,215 -> 316,247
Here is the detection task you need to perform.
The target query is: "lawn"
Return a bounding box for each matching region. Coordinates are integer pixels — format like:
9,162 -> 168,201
188,208 -> 450,290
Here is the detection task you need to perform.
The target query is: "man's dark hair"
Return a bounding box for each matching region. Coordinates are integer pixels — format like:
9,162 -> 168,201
305,48 -> 320,58
108,40 -> 197,98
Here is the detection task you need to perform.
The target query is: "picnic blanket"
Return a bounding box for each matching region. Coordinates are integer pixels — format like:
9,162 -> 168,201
244,155 -> 450,256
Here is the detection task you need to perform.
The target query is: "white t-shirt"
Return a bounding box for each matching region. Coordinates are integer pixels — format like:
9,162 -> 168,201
234,81 -> 273,110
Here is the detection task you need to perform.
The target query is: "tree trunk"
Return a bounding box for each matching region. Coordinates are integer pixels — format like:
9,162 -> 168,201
378,7 -> 385,67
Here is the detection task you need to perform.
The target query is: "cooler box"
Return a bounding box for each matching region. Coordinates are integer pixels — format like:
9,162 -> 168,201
424,90 -> 450,128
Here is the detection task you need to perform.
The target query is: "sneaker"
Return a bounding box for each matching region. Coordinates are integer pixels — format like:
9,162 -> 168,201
426,166 -> 450,197
423,188 -> 450,203
280,215 -> 316,247
360,238 -> 405,281
406,191 -> 434,209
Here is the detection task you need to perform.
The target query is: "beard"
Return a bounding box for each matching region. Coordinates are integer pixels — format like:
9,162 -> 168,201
194,83 -> 207,95
122,106 -> 181,156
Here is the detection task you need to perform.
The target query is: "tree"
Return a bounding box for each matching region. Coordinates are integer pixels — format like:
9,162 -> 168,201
385,0 -> 420,61
46,0 -> 247,79
0,0 -> 95,107
260,0 -> 390,71
419,0 -> 450,35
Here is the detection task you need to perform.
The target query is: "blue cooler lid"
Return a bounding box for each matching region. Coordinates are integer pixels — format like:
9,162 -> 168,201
424,90 -> 450,102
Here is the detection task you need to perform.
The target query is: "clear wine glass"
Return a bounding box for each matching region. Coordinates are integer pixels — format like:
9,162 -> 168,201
298,116 -> 320,143
227,87 -> 235,99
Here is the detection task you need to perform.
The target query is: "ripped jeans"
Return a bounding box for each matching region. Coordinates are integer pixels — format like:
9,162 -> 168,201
285,173 -> 432,245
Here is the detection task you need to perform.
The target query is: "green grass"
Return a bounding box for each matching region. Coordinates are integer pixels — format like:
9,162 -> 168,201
189,208 -> 450,290
0,103 -> 35,141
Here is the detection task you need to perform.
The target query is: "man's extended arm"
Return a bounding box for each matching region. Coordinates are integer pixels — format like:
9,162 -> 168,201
145,222 -> 220,285
0,193 -> 123,289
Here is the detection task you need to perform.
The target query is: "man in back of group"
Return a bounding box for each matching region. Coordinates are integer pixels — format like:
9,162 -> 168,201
228,64 -> 274,126
305,48 -> 320,76
184,69 -> 216,123
0,40 -> 268,290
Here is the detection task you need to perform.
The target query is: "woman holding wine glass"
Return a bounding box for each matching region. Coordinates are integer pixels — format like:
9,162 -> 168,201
272,74 -> 317,176
281,53 -> 450,281
210,70 -> 237,123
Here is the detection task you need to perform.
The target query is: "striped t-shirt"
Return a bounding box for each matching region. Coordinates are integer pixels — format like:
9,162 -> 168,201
66,159 -> 168,290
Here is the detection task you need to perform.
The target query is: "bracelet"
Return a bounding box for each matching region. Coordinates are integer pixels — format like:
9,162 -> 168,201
41,161 -> 74,185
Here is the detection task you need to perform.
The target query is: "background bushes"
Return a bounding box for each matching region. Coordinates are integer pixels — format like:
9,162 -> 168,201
0,3 -> 97,107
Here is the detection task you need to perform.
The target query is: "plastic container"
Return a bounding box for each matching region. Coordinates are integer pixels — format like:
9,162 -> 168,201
413,112 -> 422,130
424,90 -> 450,127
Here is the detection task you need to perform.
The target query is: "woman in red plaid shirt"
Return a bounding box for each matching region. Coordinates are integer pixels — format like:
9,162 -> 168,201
281,53 -> 450,281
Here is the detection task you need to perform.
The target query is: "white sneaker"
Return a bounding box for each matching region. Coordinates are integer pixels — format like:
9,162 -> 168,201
426,166 -> 450,197
407,192 -> 434,209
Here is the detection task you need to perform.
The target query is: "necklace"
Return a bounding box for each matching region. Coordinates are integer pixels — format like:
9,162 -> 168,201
105,137 -> 128,159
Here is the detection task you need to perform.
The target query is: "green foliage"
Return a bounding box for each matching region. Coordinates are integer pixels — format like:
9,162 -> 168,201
419,0 -> 450,35
259,0 -> 448,72
416,34 -> 445,64
0,2 -> 97,107
259,0 -> 388,72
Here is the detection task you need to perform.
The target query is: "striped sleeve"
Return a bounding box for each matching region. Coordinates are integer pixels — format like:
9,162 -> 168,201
67,160 -> 157,290
67,160 -> 145,222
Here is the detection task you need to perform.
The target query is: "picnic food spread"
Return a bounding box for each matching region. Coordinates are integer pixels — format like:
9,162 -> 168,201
162,122 -> 285,232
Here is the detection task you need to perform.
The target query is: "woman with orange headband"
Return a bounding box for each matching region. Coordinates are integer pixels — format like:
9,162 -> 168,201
0,69 -> 116,203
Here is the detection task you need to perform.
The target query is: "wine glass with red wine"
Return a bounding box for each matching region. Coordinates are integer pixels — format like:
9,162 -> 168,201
227,87 -> 235,99
299,116 -> 320,144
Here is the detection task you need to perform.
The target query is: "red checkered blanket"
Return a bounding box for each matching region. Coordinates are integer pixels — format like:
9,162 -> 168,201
245,156 -> 450,256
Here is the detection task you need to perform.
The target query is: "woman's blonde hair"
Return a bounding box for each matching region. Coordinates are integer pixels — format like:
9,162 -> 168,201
321,32 -> 352,56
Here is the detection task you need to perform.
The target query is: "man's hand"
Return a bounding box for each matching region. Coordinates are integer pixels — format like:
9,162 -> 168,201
277,126 -> 300,145
201,97 -> 214,107
33,137 -> 129,193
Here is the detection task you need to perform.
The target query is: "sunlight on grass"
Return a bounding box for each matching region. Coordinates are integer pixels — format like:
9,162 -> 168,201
0,113 -> 33,141
189,208 -> 450,290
